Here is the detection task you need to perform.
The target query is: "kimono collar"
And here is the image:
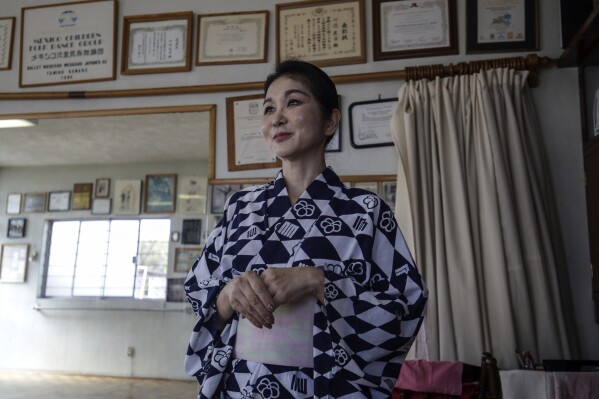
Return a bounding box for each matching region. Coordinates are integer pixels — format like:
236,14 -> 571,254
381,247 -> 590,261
271,166 -> 343,196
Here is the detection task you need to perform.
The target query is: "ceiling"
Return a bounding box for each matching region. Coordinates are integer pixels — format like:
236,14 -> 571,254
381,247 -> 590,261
0,112 -> 211,167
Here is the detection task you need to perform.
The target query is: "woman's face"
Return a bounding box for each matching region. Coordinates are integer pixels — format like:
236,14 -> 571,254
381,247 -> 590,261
261,76 -> 336,162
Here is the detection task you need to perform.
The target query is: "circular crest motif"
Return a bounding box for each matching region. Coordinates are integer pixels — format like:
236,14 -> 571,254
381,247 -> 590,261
294,200 -> 316,217
320,217 -> 342,234
257,377 -> 281,399
379,211 -> 396,232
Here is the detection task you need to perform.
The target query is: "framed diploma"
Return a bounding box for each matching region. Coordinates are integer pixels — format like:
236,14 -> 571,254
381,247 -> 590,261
19,0 -> 116,88
226,94 -> 281,172
373,0 -> 458,61
0,244 -> 29,283
47,191 -> 71,212
122,11 -> 193,75
91,198 -> 111,214
349,98 -> 398,149
6,193 -> 21,215
466,0 -> 539,54
276,0 -> 366,67
0,17 -> 15,70
196,11 -> 268,66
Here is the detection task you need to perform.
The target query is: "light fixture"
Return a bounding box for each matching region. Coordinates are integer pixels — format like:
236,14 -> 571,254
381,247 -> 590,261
0,119 -> 38,128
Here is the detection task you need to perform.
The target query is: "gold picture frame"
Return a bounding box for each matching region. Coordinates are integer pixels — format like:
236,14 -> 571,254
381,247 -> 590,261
174,246 -> 202,273
71,183 -> 93,210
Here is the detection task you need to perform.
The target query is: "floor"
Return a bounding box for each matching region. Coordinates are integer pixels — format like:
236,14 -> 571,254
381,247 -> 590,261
0,370 -> 199,399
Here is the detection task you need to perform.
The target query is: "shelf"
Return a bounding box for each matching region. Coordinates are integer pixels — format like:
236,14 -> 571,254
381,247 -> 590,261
558,7 -> 599,67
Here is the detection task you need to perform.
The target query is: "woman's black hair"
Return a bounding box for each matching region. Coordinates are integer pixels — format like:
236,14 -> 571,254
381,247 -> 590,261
264,59 -> 339,146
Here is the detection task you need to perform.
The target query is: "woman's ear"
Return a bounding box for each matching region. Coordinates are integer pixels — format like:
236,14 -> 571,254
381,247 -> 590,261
324,109 -> 341,138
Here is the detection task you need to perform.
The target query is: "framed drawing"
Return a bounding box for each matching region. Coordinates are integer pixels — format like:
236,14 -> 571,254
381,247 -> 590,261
211,185 -> 243,214
196,10 -> 269,66
47,191 -> 71,212
349,98 -> 398,149
20,0 -> 117,87
276,0 -> 366,67
95,177 -> 110,198
174,247 -> 202,273
182,219 -> 202,245
167,277 -> 187,301
0,17 -> 15,70
113,179 -> 142,215
122,11 -> 193,75
373,0 -> 458,60
6,193 -> 21,214
91,198 -> 111,215
178,176 -> 207,214
466,0 -> 539,54
7,218 -> 26,238
226,94 -> 281,171
71,183 -> 93,210
0,244 -> 29,283
23,192 -> 46,213
144,173 -> 177,213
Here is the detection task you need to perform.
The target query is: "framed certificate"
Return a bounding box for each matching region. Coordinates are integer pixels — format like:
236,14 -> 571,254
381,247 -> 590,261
276,0 -> 366,67
0,17 -> 15,70
122,11 -> 193,75
196,11 -> 269,65
6,193 -> 21,215
19,0 -> 116,87
373,0 -> 458,61
466,0 -> 539,54
226,94 -> 281,171
0,244 -> 29,283
71,183 -> 93,210
91,198 -> 111,215
23,192 -> 46,213
349,98 -> 398,149
48,191 -> 71,212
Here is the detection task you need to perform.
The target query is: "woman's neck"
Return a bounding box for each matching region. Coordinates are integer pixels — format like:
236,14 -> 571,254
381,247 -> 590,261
281,158 -> 327,205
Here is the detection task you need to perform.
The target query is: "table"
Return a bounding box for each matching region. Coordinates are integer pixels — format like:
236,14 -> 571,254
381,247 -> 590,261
499,370 -> 599,398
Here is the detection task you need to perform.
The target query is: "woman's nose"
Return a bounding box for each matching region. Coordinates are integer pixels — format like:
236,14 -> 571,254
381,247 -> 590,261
272,109 -> 285,126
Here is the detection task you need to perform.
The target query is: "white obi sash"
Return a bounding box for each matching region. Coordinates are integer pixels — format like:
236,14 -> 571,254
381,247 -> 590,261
234,296 -> 316,368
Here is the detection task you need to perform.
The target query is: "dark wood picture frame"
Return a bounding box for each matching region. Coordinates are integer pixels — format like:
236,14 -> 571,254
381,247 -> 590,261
47,191 -> 71,212
7,218 -> 26,238
181,219 -> 202,245
22,192 -> 46,213
373,0 -> 458,61
144,173 -> 177,213
466,0 -> 539,54
174,247 -> 202,273
95,177 -> 110,198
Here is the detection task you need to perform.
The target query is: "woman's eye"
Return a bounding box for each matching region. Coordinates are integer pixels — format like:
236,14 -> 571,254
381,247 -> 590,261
263,106 -> 274,114
288,99 -> 301,106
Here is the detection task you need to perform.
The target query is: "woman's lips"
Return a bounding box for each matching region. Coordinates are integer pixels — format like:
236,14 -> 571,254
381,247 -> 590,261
273,132 -> 292,142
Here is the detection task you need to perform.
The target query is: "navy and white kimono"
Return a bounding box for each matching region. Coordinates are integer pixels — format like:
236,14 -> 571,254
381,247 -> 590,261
184,167 -> 427,399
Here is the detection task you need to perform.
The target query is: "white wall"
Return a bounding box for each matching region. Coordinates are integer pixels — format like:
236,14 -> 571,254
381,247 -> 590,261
0,0 -> 597,378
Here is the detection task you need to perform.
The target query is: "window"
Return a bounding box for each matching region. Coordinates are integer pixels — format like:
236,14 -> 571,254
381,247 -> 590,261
43,219 -> 170,300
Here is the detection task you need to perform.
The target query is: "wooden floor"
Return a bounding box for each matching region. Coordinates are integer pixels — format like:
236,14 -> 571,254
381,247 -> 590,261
0,370 -> 199,399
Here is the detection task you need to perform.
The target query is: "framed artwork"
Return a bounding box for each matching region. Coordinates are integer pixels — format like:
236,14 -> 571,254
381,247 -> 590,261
7,218 -> 26,238
466,0 -> 539,54
211,185 -> 243,214
144,173 -> 177,213
95,178 -> 110,198
174,247 -> 202,273
196,11 -> 269,66
226,94 -> 281,171
114,180 -> 142,215
382,181 -> 397,210
121,11 -> 193,75
181,219 -> 202,245
353,182 -> 380,195
167,277 -> 187,302
19,0 -> 117,87
0,17 -> 16,70
47,191 -> 71,212
373,0 -> 458,61
71,183 -> 93,210
349,98 -> 398,149
91,198 -> 111,215
0,244 -> 29,283
178,176 -> 207,214
23,192 -> 46,213
276,0 -> 366,67
6,193 -> 21,214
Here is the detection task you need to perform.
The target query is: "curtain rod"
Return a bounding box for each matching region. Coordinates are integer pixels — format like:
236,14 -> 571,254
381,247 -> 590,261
0,54 -> 554,101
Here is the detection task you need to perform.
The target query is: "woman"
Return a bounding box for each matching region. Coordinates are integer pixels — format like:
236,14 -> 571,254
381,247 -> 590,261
184,60 -> 427,399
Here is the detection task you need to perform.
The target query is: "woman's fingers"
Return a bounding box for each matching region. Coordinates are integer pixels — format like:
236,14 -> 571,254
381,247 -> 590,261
227,271 -> 274,328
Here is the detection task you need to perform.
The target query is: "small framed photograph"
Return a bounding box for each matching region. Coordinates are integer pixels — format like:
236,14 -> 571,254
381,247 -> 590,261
276,0 -> 366,67
71,183 -> 93,210
349,98 -> 398,149
23,192 -> 46,213
466,0 -> 539,54
95,178 -> 110,198
174,247 -> 202,273
211,185 -> 243,214
382,181 -> 397,210
7,218 -> 26,238
196,10 -> 269,66
226,94 -> 281,171
0,17 -> 16,70
178,176 -> 207,214
167,277 -> 187,301
144,173 -> 177,213
0,243 -> 29,283
47,191 -> 71,212
6,193 -> 21,215
121,11 -> 193,75
170,231 -> 180,243
91,198 -> 112,215
182,219 -> 202,245
373,0 -> 458,61
114,180 -> 142,215
353,182 -> 380,195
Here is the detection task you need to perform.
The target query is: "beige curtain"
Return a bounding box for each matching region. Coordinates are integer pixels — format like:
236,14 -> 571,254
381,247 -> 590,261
391,68 -> 579,369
